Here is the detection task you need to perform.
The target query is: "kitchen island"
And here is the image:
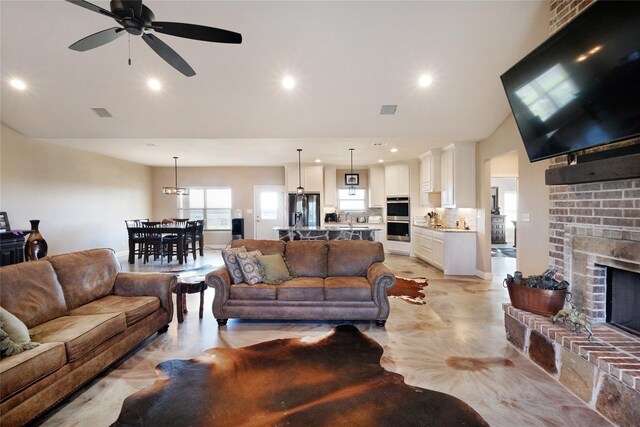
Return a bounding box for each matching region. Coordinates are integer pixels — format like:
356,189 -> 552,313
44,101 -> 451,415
274,225 -> 378,241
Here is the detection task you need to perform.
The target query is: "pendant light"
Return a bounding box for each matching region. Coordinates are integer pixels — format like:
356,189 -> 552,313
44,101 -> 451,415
348,148 -> 356,196
162,157 -> 189,195
296,148 -> 305,196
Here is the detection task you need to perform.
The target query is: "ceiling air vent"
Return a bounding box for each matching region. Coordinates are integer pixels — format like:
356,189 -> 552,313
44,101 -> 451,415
380,105 -> 397,115
90,107 -> 112,118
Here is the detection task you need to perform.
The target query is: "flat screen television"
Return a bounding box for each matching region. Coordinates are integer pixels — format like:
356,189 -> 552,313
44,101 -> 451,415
500,1 -> 640,162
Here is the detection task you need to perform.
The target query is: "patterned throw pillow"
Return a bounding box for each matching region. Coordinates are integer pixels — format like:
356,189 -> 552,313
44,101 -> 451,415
236,250 -> 264,285
222,246 -> 248,284
257,253 -> 294,285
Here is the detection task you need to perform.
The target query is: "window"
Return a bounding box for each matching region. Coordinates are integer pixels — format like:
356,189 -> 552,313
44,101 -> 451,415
178,188 -> 232,230
338,189 -> 366,212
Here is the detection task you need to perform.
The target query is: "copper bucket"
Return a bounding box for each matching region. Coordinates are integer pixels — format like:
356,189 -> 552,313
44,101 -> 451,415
506,281 -> 567,316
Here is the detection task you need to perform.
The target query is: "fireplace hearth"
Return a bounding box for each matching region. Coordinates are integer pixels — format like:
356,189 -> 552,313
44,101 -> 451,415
607,267 -> 640,336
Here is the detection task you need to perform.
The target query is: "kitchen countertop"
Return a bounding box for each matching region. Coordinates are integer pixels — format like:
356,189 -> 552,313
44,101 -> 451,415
274,225 -> 379,231
413,223 -> 476,233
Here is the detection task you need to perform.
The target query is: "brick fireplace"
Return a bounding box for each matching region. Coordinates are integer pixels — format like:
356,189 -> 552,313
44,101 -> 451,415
502,3 -> 640,425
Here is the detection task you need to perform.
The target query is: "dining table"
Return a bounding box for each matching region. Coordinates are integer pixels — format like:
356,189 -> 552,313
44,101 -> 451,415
126,224 -> 194,265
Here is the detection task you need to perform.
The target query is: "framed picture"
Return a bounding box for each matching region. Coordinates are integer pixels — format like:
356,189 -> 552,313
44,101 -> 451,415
345,173 -> 359,186
0,212 -> 10,232
490,187 -> 499,214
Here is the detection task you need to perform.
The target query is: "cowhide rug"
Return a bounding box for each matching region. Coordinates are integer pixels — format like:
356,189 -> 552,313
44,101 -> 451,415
112,325 -> 487,426
387,277 -> 429,305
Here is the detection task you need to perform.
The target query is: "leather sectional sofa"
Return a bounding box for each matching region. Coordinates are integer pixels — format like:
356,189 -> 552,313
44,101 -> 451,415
206,239 -> 396,326
0,248 -> 175,426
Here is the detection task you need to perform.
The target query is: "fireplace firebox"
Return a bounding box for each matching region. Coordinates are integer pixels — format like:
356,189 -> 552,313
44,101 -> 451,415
606,267 -> 640,336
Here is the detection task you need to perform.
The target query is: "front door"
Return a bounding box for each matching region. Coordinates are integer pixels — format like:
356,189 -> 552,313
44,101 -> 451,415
254,186 -> 285,239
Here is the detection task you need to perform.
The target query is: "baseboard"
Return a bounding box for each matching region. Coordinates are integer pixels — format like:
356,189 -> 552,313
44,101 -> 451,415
476,270 -> 492,280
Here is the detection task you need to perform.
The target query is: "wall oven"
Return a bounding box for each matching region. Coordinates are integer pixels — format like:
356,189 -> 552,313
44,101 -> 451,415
386,197 -> 410,242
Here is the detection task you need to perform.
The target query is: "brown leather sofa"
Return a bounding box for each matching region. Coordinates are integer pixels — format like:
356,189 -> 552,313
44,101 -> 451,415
206,239 -> 396,326
0,248 -> 175,427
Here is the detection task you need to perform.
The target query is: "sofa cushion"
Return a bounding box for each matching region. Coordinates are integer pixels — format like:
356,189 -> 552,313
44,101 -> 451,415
229,284 -> 276,300
276,277 -> 325,301
69,295 -> 160,327
327,241 -> 385,277
222,246 -> 247,284
49,249 -> 122,310
0,342 -> 66,401
231,239 -> 285,255
236,250 -> 264,285
31,313 -> 125,362
284,241 -> 328,277
0,260 -> 68,329
324,277 -> 372,301
257,253 -> 293,284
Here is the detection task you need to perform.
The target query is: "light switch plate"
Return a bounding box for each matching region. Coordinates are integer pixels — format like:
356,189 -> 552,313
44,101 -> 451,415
522,213 -> 531,222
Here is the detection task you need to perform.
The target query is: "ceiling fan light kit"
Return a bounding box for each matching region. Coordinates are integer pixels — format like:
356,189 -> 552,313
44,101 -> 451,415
66,0 -> 242,77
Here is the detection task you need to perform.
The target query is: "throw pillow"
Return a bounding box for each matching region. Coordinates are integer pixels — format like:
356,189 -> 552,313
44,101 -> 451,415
222,246 -> 248,284
0,307 -> 38,357
257,253 -> 293,285
236,250 -> 263,285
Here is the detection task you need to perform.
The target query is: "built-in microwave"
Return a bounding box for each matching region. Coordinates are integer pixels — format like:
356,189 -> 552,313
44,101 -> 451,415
386,197 -> 409,221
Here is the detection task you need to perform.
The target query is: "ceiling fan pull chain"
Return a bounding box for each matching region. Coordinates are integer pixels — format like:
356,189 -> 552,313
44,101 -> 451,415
128,34 -> 132,66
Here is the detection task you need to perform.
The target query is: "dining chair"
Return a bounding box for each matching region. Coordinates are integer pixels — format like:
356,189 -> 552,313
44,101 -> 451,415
125,219 -> 144,260
194,219 -> 205,256
182,221 -> 198,262
141,221 -> 170,264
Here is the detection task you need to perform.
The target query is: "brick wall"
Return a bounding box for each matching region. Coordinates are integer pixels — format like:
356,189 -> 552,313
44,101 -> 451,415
546,0 -> 640,280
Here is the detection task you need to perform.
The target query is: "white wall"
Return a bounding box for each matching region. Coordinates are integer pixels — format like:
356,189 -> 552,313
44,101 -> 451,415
151,166 -> 284,248
0,123 -> 152,255
476,115 -> 549,277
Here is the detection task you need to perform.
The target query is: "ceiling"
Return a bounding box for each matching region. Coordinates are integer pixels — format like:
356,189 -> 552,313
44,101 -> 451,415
0,1 -> 549,168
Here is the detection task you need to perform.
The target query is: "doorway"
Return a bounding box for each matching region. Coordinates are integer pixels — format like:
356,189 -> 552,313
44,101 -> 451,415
254,186 -> 285,240
490,152 -> 518,278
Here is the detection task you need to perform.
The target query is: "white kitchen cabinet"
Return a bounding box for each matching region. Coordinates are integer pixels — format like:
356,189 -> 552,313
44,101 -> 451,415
413,226 -> 476,275
323,166 -> 337,207
440,142 -> 475,208
368,165 -> 385,207
286,164 -> 324,193
384,163 -> 410,197
419,149 -> 441,205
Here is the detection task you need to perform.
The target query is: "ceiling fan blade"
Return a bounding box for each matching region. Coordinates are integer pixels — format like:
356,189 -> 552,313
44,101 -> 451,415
121,0 -> 143,18
69,27 -> 125,52
152,21 -> 242,44
65,0 -> 116,19
142,33 -> 196,77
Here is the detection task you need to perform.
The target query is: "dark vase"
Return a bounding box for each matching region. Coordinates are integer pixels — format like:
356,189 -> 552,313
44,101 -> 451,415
25,219 -> 48,261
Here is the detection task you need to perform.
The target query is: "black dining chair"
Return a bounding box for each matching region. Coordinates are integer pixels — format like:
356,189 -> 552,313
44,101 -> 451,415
125,219 -> 145,260
141,221 -> 172,264
182,221 -> 198,262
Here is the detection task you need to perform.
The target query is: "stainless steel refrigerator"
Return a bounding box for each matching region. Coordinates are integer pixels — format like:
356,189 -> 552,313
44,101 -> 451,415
288,193 -> 321,227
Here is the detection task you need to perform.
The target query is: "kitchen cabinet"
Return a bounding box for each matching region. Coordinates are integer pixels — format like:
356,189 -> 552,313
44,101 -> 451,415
440,142 -> 475,208
324,166 -> 337,207
419,149 -> 441,205
384,163 -> 410,197
286,164 -> 323,193
413,226 -> 476,275
368,165 -> 385,207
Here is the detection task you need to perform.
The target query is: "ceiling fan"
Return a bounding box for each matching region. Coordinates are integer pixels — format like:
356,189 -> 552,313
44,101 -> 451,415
65,0 -> 242,77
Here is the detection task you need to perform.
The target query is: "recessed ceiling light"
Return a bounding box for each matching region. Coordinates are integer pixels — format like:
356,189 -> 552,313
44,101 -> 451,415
10,79 -> 26,90
315,159 -> 321,163
282,76 -> 295,90
418,74 -> 433,88
390,148 -> 398,153
147,79 -> 161,91
378,159 -> 384,163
